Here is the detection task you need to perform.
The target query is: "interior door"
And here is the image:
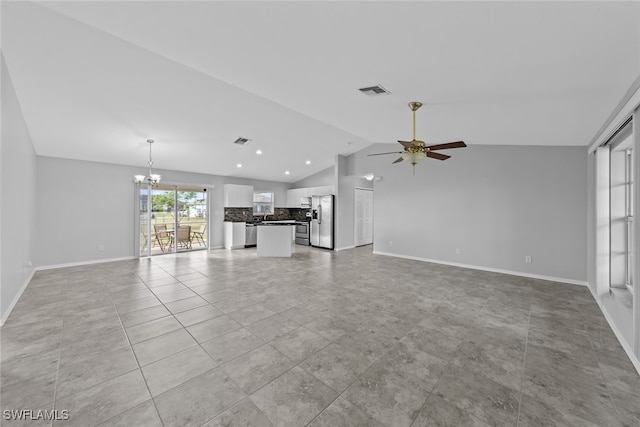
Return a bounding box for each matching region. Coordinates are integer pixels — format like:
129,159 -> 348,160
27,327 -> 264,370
355,188 -> 373,247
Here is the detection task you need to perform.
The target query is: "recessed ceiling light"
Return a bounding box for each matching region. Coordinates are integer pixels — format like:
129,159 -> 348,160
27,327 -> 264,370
305,160 -> 311,165
256,149 -> 262,155
236,163 -> 242,168
285,171 -> 290,175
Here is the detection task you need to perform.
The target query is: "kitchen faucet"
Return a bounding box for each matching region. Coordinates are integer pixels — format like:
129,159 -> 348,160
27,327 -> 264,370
263,208 -> 271,221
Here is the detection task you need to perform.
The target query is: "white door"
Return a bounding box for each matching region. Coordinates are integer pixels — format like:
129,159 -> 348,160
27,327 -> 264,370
354,188 -> 374,247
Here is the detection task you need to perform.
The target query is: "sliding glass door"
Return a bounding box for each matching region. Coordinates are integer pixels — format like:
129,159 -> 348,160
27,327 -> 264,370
137,184 -> 208,257
610,135 -> 634,294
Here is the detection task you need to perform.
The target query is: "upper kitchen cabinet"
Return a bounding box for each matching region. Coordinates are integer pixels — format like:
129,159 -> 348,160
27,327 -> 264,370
285,188 -> 304,207
286,186 -> 335,207
224,184 -> 254,207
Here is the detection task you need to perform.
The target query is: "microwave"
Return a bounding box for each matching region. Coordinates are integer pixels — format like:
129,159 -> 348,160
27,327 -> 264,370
300,197 -> 312,208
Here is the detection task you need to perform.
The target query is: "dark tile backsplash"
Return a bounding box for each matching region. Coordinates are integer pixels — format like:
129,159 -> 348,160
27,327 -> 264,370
224,207 -> 310,223
267,208 -> 310,222
224,207 -> 253,222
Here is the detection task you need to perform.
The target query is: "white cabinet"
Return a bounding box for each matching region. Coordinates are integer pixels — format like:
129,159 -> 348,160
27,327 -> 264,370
224,222 -> 246,249
286,186 -> 335,207
256,225 -> 293,257
286,188 -> 303,207
224,184 -> 253,207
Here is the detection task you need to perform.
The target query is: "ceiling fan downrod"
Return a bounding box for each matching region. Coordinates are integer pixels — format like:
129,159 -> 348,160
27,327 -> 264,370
408,101 -> 422,141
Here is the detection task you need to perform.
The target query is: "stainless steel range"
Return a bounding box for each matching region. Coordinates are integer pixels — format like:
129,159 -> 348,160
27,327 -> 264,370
294,221 -> 310,246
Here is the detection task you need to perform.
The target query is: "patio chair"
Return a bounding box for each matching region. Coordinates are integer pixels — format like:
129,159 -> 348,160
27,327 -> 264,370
153,224 -> 170,252
191,224 -> 207,246
174,225 -> 192,250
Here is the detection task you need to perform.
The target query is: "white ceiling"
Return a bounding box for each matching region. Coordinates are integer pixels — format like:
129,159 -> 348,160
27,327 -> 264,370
3,1 -> 639,183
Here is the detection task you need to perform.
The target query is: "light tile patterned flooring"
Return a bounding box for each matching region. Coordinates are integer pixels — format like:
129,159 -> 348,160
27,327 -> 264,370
2,246 -> 639,426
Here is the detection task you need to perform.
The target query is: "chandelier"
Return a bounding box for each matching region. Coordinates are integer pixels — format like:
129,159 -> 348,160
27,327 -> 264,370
133,139 -> 161,185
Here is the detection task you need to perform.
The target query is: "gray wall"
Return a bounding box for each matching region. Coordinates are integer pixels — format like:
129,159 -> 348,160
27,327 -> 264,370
1,55 -> 37,322
36,156 -> 291,266
292,166 -> 335,188
350,143 -> 588,282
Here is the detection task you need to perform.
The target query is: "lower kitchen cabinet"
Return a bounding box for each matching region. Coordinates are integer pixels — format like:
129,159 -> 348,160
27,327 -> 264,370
224,222 -> 246,249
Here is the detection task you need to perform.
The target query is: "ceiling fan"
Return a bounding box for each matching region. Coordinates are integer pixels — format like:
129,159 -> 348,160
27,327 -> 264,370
369,102 -> 466,173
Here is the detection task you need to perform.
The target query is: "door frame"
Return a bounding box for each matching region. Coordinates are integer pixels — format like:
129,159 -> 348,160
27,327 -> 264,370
354,187 -> 374,247
134,182 -> 213,257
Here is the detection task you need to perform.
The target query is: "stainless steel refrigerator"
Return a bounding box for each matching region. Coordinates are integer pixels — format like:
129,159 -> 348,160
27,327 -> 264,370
310,195 -> 334,249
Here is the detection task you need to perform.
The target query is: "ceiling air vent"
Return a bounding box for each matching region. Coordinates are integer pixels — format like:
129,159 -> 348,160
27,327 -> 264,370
233,137 -> 250,145
358,85 -> 391,96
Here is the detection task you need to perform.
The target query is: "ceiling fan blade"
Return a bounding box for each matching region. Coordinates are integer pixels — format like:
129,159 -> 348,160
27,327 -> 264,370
427,151 -> 450,161
398,140 -> 414,148
368,151 -> 404,156
426,141 -> 467,151
392,157 -> 404,164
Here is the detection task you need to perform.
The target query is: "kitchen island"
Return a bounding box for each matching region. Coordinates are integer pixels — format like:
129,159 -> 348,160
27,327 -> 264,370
256,224 -> 293,257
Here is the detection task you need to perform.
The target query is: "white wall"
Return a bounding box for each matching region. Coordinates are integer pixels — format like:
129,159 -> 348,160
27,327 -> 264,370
587,150 -> 596,292
290,161 -> 374,250
36,156 -> 290,266
292,166 -> 335,188
334,155 -> 373,250
350,143 -> 587,282
1,54 -> 37,323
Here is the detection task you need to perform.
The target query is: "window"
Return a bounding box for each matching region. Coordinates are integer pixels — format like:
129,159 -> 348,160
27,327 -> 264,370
610,141 -> 634,294
253,192 -> 274,215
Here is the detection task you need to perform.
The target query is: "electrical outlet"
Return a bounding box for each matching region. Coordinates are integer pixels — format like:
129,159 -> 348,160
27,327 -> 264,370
388,240 -> 394,247
525,255 -> 532,264
455,248 -> 461,255
98,244 -> 105,251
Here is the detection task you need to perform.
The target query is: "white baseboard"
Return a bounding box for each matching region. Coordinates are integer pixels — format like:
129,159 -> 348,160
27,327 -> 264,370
587,285 -> 640,376
1,268 -> 35,326
335,245 -> 356,252
36,256 -> 137,271
372,251 -> 588,287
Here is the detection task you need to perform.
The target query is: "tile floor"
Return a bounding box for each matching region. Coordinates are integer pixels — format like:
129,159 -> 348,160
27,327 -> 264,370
2,246 -> 639,426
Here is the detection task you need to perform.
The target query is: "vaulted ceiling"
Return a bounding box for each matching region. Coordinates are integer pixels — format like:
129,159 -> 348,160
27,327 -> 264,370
3,1 -> 639,182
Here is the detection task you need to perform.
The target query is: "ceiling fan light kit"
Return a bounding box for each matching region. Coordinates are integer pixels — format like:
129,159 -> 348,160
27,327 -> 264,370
402,151 -> 426,165
369,102 -> 467,174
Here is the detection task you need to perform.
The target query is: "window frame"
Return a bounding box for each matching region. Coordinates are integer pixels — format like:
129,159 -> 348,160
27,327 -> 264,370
253,191 -> 274,216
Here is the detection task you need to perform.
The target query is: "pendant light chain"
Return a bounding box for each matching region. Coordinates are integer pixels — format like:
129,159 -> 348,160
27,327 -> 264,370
148,139 -> 154,177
